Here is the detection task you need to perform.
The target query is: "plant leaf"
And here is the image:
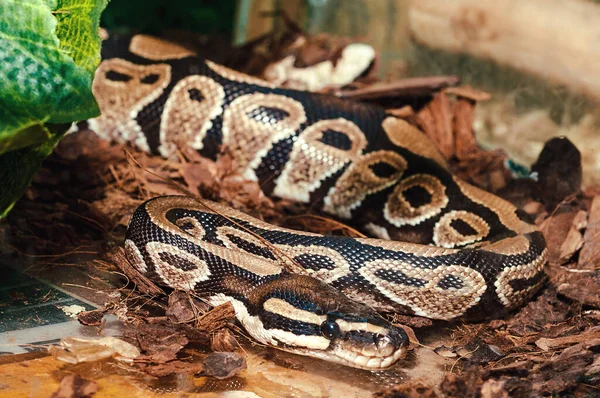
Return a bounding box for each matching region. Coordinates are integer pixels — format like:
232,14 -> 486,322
0,124 -> 69,219
0,0 -> 107,218
0,0 -> 106,155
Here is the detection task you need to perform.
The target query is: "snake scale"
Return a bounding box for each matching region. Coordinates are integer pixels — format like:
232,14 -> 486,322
84,34 -> 548,369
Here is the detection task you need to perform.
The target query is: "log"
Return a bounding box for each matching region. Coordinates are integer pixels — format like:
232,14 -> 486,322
408,0 -> 600,99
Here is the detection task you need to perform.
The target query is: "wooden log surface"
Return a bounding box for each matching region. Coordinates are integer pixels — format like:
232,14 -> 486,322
408,0 -> 600,99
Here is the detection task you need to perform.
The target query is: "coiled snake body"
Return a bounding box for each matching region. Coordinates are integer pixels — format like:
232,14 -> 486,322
88,34 -> 548,369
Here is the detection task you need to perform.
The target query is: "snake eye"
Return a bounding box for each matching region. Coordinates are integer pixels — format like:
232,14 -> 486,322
320,320 -> 341,339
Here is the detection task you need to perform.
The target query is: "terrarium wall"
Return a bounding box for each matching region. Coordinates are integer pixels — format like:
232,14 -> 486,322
236,0 -> 600,187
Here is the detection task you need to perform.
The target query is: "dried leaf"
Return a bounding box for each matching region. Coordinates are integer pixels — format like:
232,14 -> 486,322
49,336 -> 140,364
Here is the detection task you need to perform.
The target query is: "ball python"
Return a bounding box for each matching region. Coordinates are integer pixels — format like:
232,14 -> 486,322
82,34 -> 548,369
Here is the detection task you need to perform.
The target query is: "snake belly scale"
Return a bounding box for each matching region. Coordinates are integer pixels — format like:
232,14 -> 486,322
87,34 -> 548,369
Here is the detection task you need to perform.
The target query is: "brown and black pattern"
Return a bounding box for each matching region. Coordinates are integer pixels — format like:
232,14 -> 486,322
86,34 -> 549,369
127,196 -> 547,322
125,196 -> 408,369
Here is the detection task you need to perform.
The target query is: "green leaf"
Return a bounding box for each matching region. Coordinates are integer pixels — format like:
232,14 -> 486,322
0,0 -> 106,155
0,0 -> 107,218
0,124 -> 69,219
54,0 -> 106,76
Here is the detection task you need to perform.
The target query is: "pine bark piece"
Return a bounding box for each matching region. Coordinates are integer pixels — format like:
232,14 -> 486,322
547,263 -> 600,309
108,247 -> 164,296
416,92 -> 455,159
579,195 -> 600,269
557,281 -> 600,309
444,85 -> 491,102
540,211 -> 578,266
337,75 -> 460,101
200,352 -> 247,380
532,340 -> 596,395
536,330 -> 600,351
452,98 -> 479,160
559,210 -> 587,263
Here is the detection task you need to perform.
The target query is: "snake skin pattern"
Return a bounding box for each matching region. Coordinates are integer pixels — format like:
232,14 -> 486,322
86,34 -> 548,369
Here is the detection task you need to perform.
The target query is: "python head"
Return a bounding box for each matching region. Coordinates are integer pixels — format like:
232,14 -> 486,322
232,274 -> 408,370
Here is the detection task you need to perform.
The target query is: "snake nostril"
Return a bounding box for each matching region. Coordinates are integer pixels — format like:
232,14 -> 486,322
389,327 -> 409,348
374,334 -> 392,350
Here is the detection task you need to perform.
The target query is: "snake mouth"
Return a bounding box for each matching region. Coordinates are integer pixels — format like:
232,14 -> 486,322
284,341 -> 406,370
329,345 -> 406,370
279,324 -> 408,370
